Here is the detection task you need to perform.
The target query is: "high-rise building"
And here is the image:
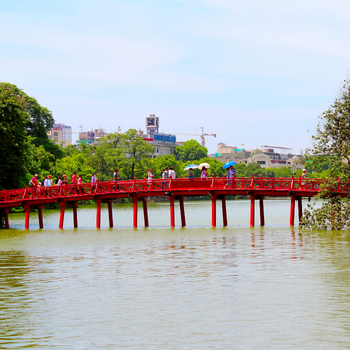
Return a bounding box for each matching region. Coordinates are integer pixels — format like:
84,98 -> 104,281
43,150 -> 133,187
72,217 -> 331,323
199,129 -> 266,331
47,123 -> 72,147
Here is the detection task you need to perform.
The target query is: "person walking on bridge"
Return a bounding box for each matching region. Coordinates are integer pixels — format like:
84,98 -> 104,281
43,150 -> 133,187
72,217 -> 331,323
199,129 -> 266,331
147,168 -> 154,187
91,172 -> 97,193
169,166 -> 176,179
113,169 -> 119,190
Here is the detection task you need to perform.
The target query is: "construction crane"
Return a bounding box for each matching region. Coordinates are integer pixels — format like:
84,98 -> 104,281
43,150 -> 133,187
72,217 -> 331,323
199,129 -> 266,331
173,127 -> 216,147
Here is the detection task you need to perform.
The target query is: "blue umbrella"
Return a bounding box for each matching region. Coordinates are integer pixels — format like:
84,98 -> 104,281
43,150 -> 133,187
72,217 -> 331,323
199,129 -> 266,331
223,161 -> 237,168
184,164 -> 198,170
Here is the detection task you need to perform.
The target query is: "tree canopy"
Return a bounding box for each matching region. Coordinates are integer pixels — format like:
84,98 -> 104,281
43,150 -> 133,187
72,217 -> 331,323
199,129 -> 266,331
174,140 -> 207,162
301,79 -> 350,230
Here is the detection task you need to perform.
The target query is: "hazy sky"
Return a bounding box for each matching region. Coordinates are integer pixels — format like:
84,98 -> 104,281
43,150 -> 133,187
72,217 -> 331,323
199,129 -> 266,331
1,0 -> 350,154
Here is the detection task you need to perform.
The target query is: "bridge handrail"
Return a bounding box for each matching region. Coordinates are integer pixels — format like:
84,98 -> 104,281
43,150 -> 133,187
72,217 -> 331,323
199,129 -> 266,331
1,177 -> 350,203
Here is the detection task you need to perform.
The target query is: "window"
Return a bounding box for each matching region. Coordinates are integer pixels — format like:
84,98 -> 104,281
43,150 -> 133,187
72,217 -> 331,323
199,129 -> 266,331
54,132 -> 58,136
257,161 -> 266,165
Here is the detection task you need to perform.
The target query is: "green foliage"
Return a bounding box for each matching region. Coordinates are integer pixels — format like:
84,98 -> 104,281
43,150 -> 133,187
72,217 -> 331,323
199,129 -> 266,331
0,83 -> 28,189
174,140 -> 207,162
301,79 -> 350,229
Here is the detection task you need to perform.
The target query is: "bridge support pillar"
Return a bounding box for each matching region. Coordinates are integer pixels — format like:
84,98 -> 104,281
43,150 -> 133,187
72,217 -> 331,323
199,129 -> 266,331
259,197 -> 265,226
290,195 -> 295,226
211,194 -> 217,227
169,195 -> 175,228
221,195 -> 227,227
250,195 -> 255,227
133,197 -> 138,228
108,200 -> 113,228
142,198 -> 149,227
4,209 -> 9,229
73,202 -> 78,228
24,205 -> 30,230
96,200 -> 101,229
38,205 -> 44,229
59,202 -> 66,229
179,197 -> 186,227
297,197 -> 302,223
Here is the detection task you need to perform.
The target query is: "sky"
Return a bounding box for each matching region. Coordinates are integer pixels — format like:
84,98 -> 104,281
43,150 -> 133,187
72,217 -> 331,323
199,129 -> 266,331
1,0 -> 350,154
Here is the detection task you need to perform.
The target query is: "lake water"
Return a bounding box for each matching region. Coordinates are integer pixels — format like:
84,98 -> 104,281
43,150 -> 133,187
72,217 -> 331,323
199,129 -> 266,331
1,199 -> 350,349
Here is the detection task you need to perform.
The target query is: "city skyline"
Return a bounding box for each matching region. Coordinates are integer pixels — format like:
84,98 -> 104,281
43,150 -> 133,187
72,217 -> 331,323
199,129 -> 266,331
1,0 -> 350,154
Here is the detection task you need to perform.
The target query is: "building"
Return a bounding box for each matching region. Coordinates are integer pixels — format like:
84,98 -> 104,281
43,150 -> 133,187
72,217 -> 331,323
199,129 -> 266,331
77,126 -> 109,145
141,114 -> 177,158
212,144 -> 304,170
47,123 -> 72,147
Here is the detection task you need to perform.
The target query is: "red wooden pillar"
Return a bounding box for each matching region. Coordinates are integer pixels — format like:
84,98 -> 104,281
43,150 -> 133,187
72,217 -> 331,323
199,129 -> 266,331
108,200 -> 113,228
38,205 -> 44,229
250,194 -> 255,227
179,196 -> 186,227
297,197 -> 302,223
133,197 -> 138,228
222,195 -> 227,227
73,202 -> 78,228
259,197 -> 265,226
4,209 -> 9,229
142,198 -> 149,227
169,195 -> 175,228
290,195 -> 295,226
59,202 -> 66,229
211,194 -> 217,227
96,199 -> 101,229
24,205 -> 30,230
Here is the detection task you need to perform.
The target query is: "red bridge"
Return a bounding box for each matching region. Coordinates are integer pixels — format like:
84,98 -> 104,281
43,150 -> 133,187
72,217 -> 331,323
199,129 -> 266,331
0,176 -> 347,229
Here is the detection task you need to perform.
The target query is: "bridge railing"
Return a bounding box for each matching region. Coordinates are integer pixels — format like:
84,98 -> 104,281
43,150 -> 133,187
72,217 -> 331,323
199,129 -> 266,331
1,176 -> 350,204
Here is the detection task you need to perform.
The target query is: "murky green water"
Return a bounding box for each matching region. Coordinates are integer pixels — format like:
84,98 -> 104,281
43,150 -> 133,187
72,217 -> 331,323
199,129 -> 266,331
1,199 -> 350,349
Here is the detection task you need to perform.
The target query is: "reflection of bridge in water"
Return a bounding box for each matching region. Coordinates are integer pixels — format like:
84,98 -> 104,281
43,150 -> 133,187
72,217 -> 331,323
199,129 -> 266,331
0,176 -> 347,229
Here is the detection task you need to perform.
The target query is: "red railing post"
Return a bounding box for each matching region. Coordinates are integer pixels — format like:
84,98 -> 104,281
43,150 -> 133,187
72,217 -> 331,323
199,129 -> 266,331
179,196 -> 186,227
259,196 -> 265,226
73,201 -> 78,228
169,195 -> 175,228
38,205 -> 44,229
222,195 -> 227,227
96,199 -> 101,229
250,174 -> 255,188
211,194 -> 217,227
59,202 -> 66,229
24,205 -> 30,230
133,197 -> 138,228
291,175 -> 294,189
4,209 -> 9,229
250,194 -> 255,227
142,197 -> 149,227
290,195 -> 295,226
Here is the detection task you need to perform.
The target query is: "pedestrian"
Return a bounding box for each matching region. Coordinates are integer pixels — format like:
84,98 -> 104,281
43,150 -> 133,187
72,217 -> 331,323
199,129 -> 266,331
224,167 -> 232,188
188,168 -> 194,180
78,174 -> 84,194
230,165 -> 236,177
57,176 -> 62,195
201,166 -> 207,179
70,172 -> 78,195
161,169 -> 165,189
113,169 -> 119,190
147,168 -> 154,187
302,168 -> 307,187
91,172 -> 97,192
62,174 -> 68,185
47,175 -> 53,186
164,167 -> 169,179
169,166 -> 176,179
29,174 -> 38,187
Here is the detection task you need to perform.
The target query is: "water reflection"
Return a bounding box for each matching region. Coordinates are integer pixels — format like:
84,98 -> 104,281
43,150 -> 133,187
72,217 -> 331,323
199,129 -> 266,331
1,202 -> 350,348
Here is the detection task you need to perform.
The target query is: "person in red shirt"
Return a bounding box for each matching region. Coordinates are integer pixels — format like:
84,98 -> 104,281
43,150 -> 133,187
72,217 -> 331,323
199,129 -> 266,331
71,172 -> 78,194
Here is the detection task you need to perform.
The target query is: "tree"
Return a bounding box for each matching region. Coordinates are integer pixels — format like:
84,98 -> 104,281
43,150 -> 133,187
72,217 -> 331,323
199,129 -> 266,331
0,84 -> 28,189
174,140 -> 207,162
120,129 -> 154,179
301,79 -> 350,229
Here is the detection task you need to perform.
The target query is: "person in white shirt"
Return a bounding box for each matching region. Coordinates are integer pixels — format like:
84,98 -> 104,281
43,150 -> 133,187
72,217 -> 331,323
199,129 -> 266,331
169,166 -> 176,179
